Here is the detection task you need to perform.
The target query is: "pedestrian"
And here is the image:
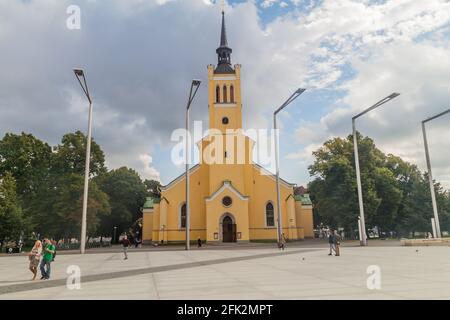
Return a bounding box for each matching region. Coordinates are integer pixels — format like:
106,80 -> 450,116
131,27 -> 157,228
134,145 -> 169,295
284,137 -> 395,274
121,234 -> 130,260
328,229 -> 335,256
135,231 -> 140,248
197,237 -> 202,248
51,238 -> 57,261
28,240 -> 42,280
279,233 -> 286,251
39,237 -> 55,280
334,230 -> 341,256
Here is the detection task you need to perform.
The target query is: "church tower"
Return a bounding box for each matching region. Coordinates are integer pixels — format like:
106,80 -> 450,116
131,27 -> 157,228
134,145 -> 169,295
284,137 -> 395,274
141,7 -> 315,246
207,10 -> 242,132
202,9 -> 251,196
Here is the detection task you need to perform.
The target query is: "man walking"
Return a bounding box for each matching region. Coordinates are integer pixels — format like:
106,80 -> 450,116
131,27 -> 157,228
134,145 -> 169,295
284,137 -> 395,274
121,235 -> 130,260
334,230 -> 341,256
40,237 -> 55,280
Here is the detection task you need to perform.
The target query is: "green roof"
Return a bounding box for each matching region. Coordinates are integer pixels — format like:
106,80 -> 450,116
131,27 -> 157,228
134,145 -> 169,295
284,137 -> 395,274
294,194 -> 312,205
143,197 -> 155,209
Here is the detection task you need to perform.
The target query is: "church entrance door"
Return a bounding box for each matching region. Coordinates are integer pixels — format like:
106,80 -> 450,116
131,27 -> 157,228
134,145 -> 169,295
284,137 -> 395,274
222,216 -> 237,243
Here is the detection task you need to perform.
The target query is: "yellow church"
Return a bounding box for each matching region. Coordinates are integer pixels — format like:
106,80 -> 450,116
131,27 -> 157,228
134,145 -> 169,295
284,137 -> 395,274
142,11 -> 313,244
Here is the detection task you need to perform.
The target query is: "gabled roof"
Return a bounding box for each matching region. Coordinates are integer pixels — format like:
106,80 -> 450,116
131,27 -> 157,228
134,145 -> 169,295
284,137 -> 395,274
205,180 -> 249,202
160,164 -> 200,191
252,163 -> 295,188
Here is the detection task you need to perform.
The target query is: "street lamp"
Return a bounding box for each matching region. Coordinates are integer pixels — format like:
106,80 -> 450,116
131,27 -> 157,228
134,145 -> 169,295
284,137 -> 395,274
352,93 -> 400,246
73,68 -> 93,254
273,88 -> 306,243
422,108 -> 450,238
113,226 -> 118,244
185,79 -> 201,251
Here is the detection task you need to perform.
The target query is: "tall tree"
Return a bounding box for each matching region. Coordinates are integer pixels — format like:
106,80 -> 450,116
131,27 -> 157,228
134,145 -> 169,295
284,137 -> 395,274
308,132 -> 448,238
0,133 -> 52,199
51,173 -> 110,239
0,133 -> 52,229
308,134 -> 385,235
52,131 -> 106,177
97,167 -> 147,236
144,179 -> 162,198
0,172 -> 27,241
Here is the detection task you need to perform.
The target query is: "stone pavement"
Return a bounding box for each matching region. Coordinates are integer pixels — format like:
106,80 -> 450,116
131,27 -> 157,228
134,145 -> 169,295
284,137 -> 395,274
1,245 -> 450,299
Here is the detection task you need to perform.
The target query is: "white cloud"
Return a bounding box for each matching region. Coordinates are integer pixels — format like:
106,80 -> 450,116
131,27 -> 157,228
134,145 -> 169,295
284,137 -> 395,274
0,0 -> 449,189
139,154 -> 161,181
261,0 -> 279,9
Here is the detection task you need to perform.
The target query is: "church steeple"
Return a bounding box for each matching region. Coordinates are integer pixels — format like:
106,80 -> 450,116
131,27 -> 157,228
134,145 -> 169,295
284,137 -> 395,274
220,10 -> 228,47
215,10 -> 234,74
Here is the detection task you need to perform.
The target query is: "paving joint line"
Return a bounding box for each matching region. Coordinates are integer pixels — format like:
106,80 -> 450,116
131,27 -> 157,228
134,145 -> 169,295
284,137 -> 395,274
0,248 -> 320,296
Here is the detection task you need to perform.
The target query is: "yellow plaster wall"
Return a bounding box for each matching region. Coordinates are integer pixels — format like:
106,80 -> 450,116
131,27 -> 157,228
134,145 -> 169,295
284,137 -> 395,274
295,202 -> 314,238
142,209 -> 153,242
248,165 -> 296,240
142,62 -> 314,244
205,184 -> 250,242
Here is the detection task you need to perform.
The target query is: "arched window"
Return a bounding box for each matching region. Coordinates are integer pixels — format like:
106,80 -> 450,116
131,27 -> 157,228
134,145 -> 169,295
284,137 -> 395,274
180,203 -> 186,228
266,202 -> 275,227
223,85 -> 228,103
230,85 -> 235,103
216,86 -> 220,103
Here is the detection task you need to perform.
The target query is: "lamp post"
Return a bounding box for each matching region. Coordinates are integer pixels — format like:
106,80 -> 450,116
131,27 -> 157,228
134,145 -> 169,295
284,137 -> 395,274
352,93 -> 400,246
422,108 -> 450,238
185,79 -> 201,251
273,88 -> 306,243
113,226 -> 118,244
73,68 -> 93,255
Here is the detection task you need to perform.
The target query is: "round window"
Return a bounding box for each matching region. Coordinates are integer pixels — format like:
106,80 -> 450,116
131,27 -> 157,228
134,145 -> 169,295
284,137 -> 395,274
222,117 -> 229,125
222,196 -> 232,207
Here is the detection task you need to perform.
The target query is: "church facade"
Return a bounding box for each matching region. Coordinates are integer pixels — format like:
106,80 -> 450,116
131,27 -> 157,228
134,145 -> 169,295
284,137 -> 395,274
142,12 -> 313,244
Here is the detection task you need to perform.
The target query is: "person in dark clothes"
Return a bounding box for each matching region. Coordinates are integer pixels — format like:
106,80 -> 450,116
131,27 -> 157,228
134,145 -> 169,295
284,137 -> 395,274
134,231 -> 140,248
279,233 -> 286,251
334,230 -> 341,256
328,229 -> 335,256
121,235 -> 130,260
197,238 -> 202,248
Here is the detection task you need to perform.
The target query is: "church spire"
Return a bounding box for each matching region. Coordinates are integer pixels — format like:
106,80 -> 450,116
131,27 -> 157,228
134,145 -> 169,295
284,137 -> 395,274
220,10 -> 228,47
215,8 -> 234,74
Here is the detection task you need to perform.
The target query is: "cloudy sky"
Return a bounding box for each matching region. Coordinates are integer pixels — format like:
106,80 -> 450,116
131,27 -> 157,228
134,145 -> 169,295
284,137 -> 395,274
0,0 -> 449,189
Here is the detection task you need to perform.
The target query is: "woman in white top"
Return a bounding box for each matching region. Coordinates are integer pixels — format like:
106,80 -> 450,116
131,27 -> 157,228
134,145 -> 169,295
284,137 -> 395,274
28,240 -> 42,280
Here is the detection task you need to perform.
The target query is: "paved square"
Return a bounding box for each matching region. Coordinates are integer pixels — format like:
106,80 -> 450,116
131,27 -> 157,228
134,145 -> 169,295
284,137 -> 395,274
1,245 -> 450,299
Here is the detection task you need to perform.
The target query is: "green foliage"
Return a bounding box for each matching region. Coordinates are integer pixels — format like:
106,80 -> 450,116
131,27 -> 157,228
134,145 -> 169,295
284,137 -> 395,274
308,132 -> 449,237
0,131 -> 113,240
144,179 -> 162,198
0,133 -> 52,200
96,167 -> 147,236
52,131 -> 106,177
51,173 -> 110,238
0,133 -> 52,230
0,172 -> 27,241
